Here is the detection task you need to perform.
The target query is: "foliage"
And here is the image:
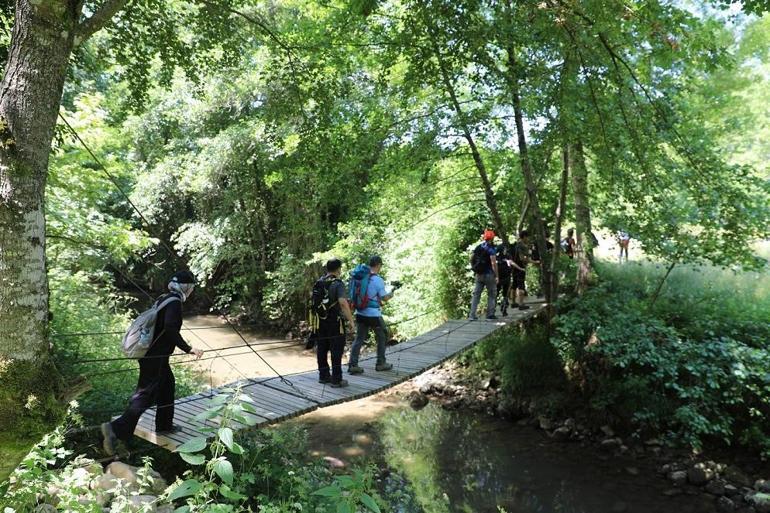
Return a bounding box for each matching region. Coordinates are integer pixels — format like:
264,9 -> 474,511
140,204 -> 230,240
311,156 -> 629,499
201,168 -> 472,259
553,262 -> 770,454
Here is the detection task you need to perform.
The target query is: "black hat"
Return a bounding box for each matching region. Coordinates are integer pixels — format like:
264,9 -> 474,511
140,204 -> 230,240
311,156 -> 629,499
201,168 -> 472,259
170,270 -> 197,284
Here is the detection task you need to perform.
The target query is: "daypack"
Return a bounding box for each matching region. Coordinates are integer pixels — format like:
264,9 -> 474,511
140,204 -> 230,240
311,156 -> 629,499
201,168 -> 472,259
308,275 -> 342,333
122,295 -> 181,358
471,244 -> 491,274
348,263 -> 379,311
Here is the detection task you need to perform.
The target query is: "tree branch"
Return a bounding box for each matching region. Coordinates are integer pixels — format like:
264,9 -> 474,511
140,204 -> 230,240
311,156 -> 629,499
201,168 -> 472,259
76,0 -> 129,43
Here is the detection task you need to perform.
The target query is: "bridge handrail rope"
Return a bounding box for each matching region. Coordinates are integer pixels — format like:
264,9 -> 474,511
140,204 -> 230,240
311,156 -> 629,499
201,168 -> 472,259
58,113 -> 313,403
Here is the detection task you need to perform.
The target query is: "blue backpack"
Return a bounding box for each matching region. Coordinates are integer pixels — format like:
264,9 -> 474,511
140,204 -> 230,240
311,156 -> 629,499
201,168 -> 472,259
348,264 -> 380,311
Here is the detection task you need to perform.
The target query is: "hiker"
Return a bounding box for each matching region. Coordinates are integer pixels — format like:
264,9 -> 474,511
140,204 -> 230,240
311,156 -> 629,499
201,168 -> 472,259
511,230 -> 531,310
312,258 -> 356,388
496,243 -> 513,317
617,230 -> 631,262
101,271 -> 204,455
469,229 -> 499,320
348,256 -> 396,374
561,228 -> 576,259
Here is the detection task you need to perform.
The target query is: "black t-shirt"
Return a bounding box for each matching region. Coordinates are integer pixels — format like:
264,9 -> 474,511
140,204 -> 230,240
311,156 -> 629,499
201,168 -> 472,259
496,245 -> 513,279
319,275 -> 345,328
145,293 -> 192,359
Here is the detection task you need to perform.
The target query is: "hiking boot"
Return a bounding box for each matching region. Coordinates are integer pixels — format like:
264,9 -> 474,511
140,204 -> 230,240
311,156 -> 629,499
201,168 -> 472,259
318,376 -> 331,384
486,315 -> 498,320
101,422 -> 117,456
155,424 -> 183,435
375,362 -> 393,372
330,379 -> 349,388
518,304 -> 531,310
501,309 -> 508,317
348,365 -> 364,375
468,316 -> 478,321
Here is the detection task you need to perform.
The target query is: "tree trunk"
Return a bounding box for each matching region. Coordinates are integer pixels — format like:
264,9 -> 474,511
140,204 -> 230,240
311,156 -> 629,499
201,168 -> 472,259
571,140 -> 594,293
425,25 -> 508,244
0,0 -> 78,442
548,145 -> 570,300
507,47 -> 553,302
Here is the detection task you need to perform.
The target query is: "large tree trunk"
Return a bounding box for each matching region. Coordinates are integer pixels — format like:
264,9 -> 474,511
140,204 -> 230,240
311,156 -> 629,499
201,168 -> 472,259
571,140 -> 594,293
548,145 -> 570,300
0,0 -> 78,443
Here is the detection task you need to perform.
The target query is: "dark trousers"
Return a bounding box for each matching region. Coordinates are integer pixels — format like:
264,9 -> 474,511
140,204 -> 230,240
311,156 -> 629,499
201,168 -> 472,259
497,276 -> 511,310
111,357 -> 175,441
317,322 -> 346,383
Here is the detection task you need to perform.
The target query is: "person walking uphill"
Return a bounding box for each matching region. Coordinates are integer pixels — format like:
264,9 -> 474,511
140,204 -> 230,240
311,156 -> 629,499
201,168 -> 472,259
312,258 -> 356,388
469,229 -> 498,320
101,271 -> 204,455
348,256 -> 397,375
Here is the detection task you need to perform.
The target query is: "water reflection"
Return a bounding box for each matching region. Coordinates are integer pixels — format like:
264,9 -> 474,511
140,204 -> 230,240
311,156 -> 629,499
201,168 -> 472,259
378,404 -> 715,513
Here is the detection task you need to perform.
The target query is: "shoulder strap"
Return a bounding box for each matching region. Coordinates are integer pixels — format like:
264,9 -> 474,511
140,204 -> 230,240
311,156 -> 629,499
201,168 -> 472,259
156,295 -> 181,311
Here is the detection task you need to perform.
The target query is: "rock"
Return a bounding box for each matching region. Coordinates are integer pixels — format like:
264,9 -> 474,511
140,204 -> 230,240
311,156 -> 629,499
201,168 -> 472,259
156,506 -> 175,513
756,481 -> 770,494
127,495 -> 157,513
625,467 -> 640,476
726,485 -> 740,497
93,473 -> 120,493
664,488 -> 684,497
419,383 -> 433,395
408,392 -> 429,410
668,470 -> 688,486
600,438 -> 622,451
323,456 -> 346,469
106,462 -> 138,486
689,463 -> 716,485
600,425 -> 615,437
717,497 -> 736,512
481,376 -> 499,389
748,492 -> 770,513
736,508 -> 757,513
552,426 -> 571,441
706,480 -> 727,496
34,506 -> 57,513
725,466 -> 754,488
563,418 -> 576,430
538,416 -> 554,431
645,438 -> 663,446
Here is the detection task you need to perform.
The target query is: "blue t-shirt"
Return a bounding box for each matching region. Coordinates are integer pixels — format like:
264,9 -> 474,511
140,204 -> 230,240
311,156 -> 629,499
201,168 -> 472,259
479,241 -> 497,274
356,274 -> 388,317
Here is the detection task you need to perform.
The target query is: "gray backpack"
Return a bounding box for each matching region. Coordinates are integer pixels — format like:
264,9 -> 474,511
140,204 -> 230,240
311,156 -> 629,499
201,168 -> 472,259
122,295 -> 181,358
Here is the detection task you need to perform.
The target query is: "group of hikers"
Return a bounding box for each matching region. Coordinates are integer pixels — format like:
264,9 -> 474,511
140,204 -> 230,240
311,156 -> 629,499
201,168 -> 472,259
100,225 -> 628,454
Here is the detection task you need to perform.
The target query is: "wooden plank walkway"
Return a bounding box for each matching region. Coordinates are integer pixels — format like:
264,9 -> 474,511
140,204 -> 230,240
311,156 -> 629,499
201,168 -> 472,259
132,301 -> 548,450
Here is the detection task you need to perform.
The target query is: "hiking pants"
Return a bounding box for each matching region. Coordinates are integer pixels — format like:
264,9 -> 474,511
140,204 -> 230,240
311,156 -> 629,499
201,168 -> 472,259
497,276 -> 511,311
111,357 -> 176,441
470,272 -> 497,318
317,322 -> 346,383
349,315 -> 388,367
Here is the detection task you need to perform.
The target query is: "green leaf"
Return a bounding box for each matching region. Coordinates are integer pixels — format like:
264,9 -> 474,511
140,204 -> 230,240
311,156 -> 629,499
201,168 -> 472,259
219,484 -> 246,501
360,493 -> 381,513
176,437 -> 207,454
168,479 -> 202,501
230,442 -> 244,455
337,502 -> 353,513
193,409 -> 219,422
241,402 -> 258,414
312,485 -> 341,498
236,393 -> 255,403
213,458 -> 234,486
337,475 -> 354,488
179,452 -> 205,465
218,427 -> 234,451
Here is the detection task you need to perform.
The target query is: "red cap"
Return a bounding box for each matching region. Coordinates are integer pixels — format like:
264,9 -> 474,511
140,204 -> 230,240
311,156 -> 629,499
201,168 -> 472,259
483,229 -> 495,241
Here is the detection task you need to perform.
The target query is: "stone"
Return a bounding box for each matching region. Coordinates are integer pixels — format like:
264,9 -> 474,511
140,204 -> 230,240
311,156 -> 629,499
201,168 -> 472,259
600,425 -> 615,437
706,480 -> 727,496
600,438 -> 622,451
563,418 -> 576,429
717,497 -> 736,512
419,383 -> 433,395
93,473 -> 120,492
689,463 -> 716,485
156,506 -> 175,513
668,470 -> 688,486
625,467 -> 640,476
664,488 -> 684,497
552,426 -> 571,441
408,392 -> 429,410
538,416 -> 554,431
127,495 -> 157,513
34,506 -> 57,513
645,438 -> 663,446
747,492 -> 770,513
106,462 -> 138,486
725,466 -> 754,488
756,481 -> 770,494
725,485 -> 740,497
323,456 -> 346,469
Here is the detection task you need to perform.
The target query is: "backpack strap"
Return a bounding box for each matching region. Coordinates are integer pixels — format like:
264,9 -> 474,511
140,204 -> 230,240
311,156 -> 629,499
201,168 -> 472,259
156,295 -> 182,311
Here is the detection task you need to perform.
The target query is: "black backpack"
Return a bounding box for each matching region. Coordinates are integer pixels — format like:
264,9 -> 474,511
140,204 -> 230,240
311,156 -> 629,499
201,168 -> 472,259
308,275 -> 341,333
471,244 -> 490,274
